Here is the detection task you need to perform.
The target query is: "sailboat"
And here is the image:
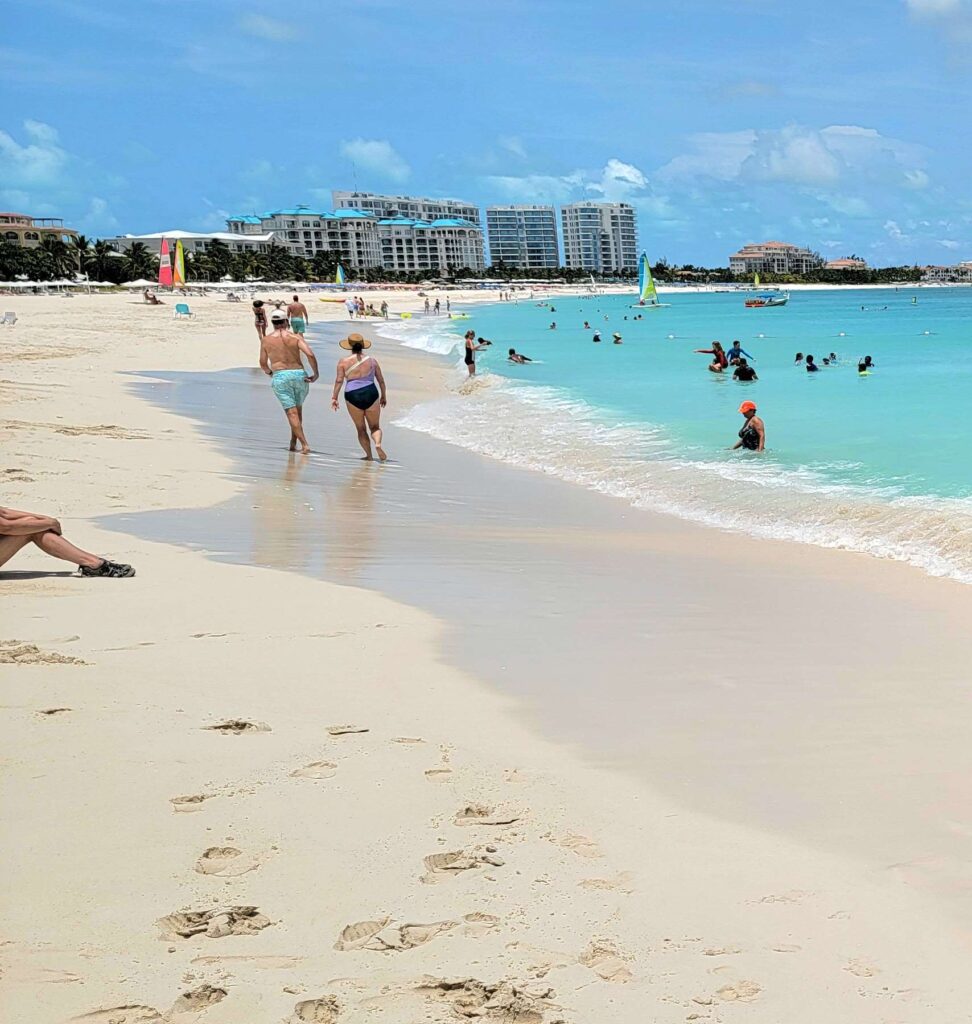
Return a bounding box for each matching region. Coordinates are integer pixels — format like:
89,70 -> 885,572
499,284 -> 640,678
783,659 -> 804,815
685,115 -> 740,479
335,265 -> 347,287
158,239 -> 172,289
630,251 -> 669,308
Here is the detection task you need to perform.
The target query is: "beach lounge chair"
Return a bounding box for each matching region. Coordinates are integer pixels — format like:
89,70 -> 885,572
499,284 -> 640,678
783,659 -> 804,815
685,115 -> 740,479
1,311 -> 17,326
173,303 -> 194,319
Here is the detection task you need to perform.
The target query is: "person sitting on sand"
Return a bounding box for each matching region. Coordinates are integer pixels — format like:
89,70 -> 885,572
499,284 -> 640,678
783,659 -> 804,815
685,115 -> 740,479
731,401 -> 765,453
286,294 -> 309,336
732,358 -> 758,381
806,354 -> 820,372
726,340 -> 753,365
260,310 -> 319,453
508,349 -> 532,364
695,341 -> 728,372
331,333 -> 388,461
1,505 -> 135,577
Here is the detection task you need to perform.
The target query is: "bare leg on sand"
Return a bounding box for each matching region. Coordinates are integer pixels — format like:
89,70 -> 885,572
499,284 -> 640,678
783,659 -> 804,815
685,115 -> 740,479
364,403 -> 387,461
286,406 -> 310,453
346,403 -> 373,460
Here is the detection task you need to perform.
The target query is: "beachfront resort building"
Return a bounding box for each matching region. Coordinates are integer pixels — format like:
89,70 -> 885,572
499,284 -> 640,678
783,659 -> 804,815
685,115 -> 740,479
227,208 -> 384,267
1,212 -> 78,248
486,205 -> 560,269
106,230 -> 278,256
729,241 -> 825,275
824,257 -> 868,271
225,206 -> 486,274
560,202 -> 638,274
921,263 -> 972,282
332,191 -> 482,227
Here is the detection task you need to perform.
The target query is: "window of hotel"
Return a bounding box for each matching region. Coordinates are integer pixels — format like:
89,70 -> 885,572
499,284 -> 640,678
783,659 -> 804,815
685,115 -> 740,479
5,231 -> 17,240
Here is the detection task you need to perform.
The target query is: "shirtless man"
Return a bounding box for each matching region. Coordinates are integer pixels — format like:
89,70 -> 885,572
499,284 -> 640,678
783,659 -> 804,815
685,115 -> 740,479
286,294 -> 310,336
260,310 -> 319,452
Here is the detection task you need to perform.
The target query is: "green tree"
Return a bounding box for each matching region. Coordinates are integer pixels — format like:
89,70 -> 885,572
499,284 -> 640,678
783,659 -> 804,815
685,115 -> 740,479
205,239 -> 233,278
71,234 -> 92,275
38,235 -> 73,278
121,241 -> 156,281
89,240 -> 118,281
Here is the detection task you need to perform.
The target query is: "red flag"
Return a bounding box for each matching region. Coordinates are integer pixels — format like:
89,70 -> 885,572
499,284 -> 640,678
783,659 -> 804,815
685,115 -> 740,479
158,239 -> 172,288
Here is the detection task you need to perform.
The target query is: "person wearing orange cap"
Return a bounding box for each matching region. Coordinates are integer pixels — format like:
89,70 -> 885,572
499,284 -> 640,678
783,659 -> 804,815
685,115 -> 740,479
731,401 -> 765,452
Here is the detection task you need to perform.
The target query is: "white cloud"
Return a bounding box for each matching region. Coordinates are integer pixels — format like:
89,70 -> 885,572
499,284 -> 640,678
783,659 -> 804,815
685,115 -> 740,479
498,135 -> 527,160
0,120 -> 68,187
239,13 -> 297,41
588,158 -> 648,200
484,172 -> 584,202
904,169 -> 930,189
939,238 -> 961,249
884,219 -> 905,239
78,196 -> 118,233
904,0 -> 963,15
338,138 -> 410,183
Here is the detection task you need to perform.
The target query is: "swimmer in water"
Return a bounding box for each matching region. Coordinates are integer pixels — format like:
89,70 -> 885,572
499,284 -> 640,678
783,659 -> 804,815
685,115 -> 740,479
795,352 -> 804,364
695,341 -> 728,373
549,322 -> 557,330
829,352 -> 838,363
612,332 -> 623,344
726,340 -> 753,365
508,348 -> 532,364
592,330 -> 602,343
858,355 -> 875,374
731,401 -> 765,453
806,354 -> 819,372
732,358 -> 758,381
583,321 -> 590,329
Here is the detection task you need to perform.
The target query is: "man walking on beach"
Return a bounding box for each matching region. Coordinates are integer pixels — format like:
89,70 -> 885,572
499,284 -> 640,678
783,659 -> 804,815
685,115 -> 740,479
287,294 -> 310,336
1,506 -> 135,577
260,310 -> 319,453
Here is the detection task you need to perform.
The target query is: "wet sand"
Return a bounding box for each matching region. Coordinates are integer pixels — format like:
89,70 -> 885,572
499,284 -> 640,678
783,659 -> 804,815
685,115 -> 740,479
111,324 -> 972,929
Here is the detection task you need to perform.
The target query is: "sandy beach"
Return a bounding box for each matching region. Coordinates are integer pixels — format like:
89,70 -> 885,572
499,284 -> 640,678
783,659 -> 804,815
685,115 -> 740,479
3,291 -> 972,1024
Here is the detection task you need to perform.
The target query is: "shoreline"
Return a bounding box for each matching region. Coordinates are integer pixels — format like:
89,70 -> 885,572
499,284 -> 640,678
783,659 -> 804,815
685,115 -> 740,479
3,293 -> 972,1022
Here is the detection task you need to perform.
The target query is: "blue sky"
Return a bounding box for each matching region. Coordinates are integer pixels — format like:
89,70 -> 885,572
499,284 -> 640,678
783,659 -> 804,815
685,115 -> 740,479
2,0 -> 970,265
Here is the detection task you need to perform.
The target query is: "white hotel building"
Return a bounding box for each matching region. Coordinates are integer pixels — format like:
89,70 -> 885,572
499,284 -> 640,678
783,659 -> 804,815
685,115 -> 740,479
332,191 -> 482,227
486,205 -> 560,269
561,202 -> 638,273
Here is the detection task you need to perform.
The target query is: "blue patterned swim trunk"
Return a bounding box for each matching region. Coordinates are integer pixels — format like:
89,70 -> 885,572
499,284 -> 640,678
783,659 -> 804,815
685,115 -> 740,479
271,369 -> 309,410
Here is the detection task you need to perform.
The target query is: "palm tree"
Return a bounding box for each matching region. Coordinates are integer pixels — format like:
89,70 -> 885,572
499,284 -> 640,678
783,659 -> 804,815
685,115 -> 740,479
71,234 -> 92,275
121,241 -> 155,281
262,243 -> 293,281
205,239 -> 233,278
39,235 -> 73,279
90,240 -> 116,281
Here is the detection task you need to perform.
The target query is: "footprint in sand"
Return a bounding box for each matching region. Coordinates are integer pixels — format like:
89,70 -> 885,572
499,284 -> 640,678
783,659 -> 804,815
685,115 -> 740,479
203,719 -> 270,734
421,848 -> 505,884
579,939 -> 633,983
844,958 -> 880,978
334,918 -> 451,952
170,984 -> 227,1014
716,980 -> 762,1002
578,872 -> 634,894
71,1007 -> 162,1023
191,954 -> 300,969
425,768 -> 454,782
704,946 -> 742,956
0,639 -> 86,665
392,736 -> 424,744
291,761 -> 338,780
194,846 -> 261,877
170,794 -> 213,813
327,724 -> 368,736
550,833 -> 602,859
419,978 -> 554,1023
289,996 -> 340,1023
454,803 -> 521,827
157,906 -> 271,940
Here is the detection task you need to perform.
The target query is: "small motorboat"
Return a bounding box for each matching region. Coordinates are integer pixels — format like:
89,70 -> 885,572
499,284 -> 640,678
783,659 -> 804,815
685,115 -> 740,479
745,292 -> 789,308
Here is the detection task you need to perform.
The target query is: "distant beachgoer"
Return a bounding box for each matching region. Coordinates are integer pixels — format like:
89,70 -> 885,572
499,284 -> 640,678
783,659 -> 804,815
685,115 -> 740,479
593,330 -> 602,343
829,351 -> 838,363
464,329 -> 486,376
477,336 -> 493,347
434,298 -> 440,315
424,298 -> 431,314
583,321 -> 590,329
806,354 -> 819,372
732,358 -> 758,381
695,341 -> 728,372
794,352 -> 804,364
253,299 -> 268,342
613,332 -> 623,344
858,355 -> 875,374
550,306 -> 556,313
549,322 -> 557,330
287,294 -> 309,335
508,349 -> 532,364
345,297 -> 356,319
1,505 -> 135,577
356,296 -> 365,315
731,401 -> 765,452
726,340 -> 753,364
446,297 -> 451,312
380,300 -> 388,318
260,309 -> 319,453
331,333 -> 387,461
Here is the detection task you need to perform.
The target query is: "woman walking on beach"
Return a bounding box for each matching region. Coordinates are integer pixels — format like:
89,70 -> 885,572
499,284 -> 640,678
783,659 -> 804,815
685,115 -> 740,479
331,333 -> 388,461
253,299 -> 268,345
731,401 -> 765,452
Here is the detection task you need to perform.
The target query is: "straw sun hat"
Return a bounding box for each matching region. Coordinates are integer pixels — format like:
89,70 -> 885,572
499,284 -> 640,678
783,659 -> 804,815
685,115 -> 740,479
339,333 -> 372,350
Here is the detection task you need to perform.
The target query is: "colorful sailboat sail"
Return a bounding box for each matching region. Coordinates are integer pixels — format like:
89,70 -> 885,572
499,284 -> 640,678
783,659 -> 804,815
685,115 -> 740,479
754,271 -> 760,288
638,251 -> 659,305
173,240 -> 185,287
158,239 -> 172,288
335,265 -> 346,286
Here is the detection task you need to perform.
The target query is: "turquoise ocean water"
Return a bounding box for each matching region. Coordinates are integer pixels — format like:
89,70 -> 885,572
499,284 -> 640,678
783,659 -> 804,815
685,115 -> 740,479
386,287 -> 972,582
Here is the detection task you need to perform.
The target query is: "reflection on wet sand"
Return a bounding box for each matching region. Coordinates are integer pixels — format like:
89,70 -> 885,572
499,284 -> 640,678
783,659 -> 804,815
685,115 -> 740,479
322,462 -> 381,581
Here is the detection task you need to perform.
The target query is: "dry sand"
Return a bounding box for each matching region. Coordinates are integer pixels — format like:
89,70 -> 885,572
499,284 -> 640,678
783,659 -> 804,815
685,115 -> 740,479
2,291 -> 971,1023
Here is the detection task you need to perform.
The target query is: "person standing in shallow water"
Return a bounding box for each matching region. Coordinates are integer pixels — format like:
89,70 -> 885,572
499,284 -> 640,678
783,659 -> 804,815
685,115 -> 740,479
331,333 -> 388,461
731,401 -> 765,452
464,329 -> 487,376
260,310 -> 319,453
